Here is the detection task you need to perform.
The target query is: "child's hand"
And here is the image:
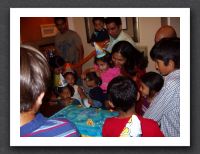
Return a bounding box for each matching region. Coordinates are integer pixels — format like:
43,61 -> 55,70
62,98 -> 73,106
88,99 -> 94,106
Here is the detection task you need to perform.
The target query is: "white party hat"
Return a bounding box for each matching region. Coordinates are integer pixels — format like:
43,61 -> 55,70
94,42 -> 106,58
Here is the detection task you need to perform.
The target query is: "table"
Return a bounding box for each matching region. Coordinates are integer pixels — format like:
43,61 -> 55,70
50,104 -> 118,137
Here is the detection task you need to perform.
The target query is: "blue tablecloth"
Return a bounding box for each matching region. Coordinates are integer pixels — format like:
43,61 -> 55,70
50,104 -> 118,137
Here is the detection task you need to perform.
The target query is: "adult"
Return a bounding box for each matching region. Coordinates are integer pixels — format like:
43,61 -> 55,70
20,45 -> 80,137
105,17 -> 135,53
54,17 -> 84,75
111,41 -> 148,114
154,25 -> 177,43
111,41 -> 148,83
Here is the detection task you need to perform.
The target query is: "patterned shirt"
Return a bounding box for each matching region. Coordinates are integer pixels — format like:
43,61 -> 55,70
20,113 -> 80,137
144,70 -> 180,137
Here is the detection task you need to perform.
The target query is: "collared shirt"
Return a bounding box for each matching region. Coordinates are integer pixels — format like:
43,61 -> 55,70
144,70 -> 180,137
20,113 -> 80,137
106,31 -> 135,53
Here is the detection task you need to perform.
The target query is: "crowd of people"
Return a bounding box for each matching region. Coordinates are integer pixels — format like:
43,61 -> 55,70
20,17 -> 180,137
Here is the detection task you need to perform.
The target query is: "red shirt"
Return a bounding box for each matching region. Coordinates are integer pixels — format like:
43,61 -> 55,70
102,115 -> 164,137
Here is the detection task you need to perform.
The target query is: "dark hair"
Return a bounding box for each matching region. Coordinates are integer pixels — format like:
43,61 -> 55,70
92,17 -> 105,24
94,51 -> 113,67
105,17 -> 122,26
107,76 -> 138,112
49,55 -> 66,69
150,37 -> 180,68
112,41 -> 148,75
141,72 -> 164,98
54,17 -> 66,24
20,45 -> 50,113
85,72 -> 102,86
57,84 -> 75,97
63,71 -> 77,83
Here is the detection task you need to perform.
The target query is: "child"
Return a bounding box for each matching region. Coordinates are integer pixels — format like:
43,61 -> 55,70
102,76 -> 164,137
90,17 -> 109,44
63,69 -> 88,104
85,72 -> 106,108
138,72 -> 164,115
144,37 -> 180,137
20,45 -> 80,137
56,84 -> 76,106
82,42 -> 120,93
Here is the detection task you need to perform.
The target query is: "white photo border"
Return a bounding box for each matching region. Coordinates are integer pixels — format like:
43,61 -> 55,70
10,8 -> 190,146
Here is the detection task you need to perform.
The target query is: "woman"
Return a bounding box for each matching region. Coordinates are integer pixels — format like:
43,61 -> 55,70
111,41 -> 148,115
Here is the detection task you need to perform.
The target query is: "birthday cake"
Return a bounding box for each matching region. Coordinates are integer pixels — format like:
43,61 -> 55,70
50,103 -> 118,136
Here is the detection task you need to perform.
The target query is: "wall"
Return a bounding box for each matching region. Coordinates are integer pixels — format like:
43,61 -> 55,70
138,17 -> 161,72
20,17 -> 55,43
20,17 -> 179,73
68,17 -> 95,71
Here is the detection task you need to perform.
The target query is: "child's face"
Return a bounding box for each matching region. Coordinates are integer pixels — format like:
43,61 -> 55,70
60,88 -> 71,99
65,74 -> 75,86
155,59 -> 172,76
85,79 -> 96,88
94,20 -> 104,31
96,60 -> 109,71
139,82 -> 150,97
112,52 -> 126,68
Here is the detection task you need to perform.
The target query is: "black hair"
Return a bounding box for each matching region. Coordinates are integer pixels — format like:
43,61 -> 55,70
63,71 -> 77,83
150,37 -> 180,68
141,72 -> 164,98
94,51 -> 113,67
105,17 -> 122,26
92,17 -> 105,24
107,76 -> 138,112
85,72 -> 102,86
54,17 -> 66,24
57,84 -> 75,97
48,55 -> 65,69
112,41 -> 148,76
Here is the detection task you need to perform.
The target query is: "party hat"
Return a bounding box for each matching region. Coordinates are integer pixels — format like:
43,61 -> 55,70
94,42 -> 106,58
54,73 -> 68,87
63,63 -> 74,74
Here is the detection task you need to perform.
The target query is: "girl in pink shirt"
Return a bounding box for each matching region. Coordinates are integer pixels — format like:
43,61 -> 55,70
94,51 -> 121,93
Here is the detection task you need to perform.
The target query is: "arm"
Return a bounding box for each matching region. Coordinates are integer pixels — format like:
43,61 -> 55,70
77,86 -> 88,99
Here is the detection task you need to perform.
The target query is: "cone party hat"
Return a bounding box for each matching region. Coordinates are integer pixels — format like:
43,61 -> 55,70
54,73 -> 68,87
63,63 -> 74,74
94,42 -> 106,58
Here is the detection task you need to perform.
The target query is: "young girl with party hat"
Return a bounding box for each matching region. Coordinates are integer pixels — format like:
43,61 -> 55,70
82,42 -> 121,93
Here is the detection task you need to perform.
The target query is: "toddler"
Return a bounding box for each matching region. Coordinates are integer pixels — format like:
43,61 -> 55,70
82,42 -> 120,93
63,70 -> 88,104
56,84 -> 76,106
85,72 -> 106,108
90,17 -> 109,44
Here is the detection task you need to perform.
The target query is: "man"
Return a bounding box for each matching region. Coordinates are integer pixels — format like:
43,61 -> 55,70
54,17 -> 84,75
154,25 -> 177,43
105,17 -> 135,53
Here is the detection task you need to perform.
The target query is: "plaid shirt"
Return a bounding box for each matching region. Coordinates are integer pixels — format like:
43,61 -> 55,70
144,70 -> 180,137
